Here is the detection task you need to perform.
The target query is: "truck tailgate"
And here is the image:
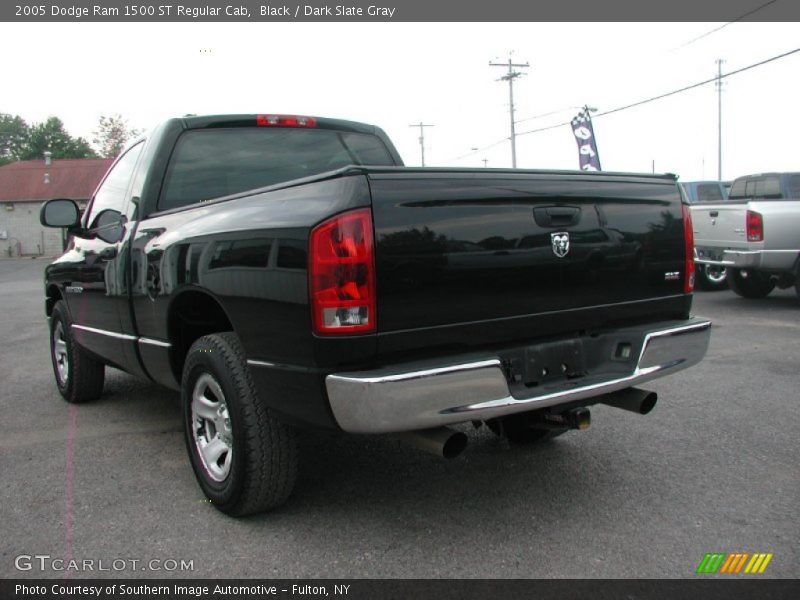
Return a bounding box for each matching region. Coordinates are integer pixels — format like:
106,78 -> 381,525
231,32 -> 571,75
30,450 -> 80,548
369,170 -> 689,353
691,203 -> 747,250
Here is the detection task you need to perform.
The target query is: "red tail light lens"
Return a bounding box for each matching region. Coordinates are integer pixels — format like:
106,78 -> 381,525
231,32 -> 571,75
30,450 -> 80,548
682,203 -> 695,294
746,210 -> 763,242
309,208 -> 376,335
256,114 -> 317,128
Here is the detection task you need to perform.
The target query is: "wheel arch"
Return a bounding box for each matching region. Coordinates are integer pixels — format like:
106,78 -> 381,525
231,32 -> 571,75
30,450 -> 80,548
46,284 -> 63,317
166,288 -> 236,383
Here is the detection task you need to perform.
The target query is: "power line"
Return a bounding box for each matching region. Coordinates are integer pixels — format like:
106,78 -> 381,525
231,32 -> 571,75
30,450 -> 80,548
446,46 -> 799,164
514,106 -> 575,125
448,137 -> 508,162
514,46 -> 800,138
593,47 -> 798,119
673,0 -> 780,50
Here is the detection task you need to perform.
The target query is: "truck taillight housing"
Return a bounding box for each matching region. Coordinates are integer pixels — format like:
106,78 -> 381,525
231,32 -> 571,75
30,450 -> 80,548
746,210 -> 764,242
256,114 -> 317,128
682,203 -> 695,294
309,208 -> 376,335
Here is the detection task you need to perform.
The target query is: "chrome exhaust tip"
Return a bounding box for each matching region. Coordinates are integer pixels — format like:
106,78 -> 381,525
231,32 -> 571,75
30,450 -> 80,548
600,388 -> 658,415
398,427 -> 468,459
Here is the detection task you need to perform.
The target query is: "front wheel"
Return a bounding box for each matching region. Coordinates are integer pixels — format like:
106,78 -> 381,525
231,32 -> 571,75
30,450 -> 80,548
695,264 -> 728,291
182,332 -> 298,516
728,269 -> 775,299
49,300 -> 105,403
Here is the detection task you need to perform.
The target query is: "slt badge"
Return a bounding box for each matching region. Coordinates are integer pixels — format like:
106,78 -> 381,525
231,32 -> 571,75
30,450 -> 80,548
551,232 -> 570,258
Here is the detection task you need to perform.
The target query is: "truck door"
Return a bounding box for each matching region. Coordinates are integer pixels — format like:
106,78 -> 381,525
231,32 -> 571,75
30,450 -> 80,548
66,142 -> 144,369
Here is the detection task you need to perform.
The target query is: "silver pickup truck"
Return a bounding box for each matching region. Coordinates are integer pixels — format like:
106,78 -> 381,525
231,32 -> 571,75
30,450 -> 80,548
693,172 -> 800,299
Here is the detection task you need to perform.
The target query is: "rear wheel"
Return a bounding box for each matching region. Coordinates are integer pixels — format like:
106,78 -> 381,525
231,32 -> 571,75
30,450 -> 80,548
696,264 -> 728,291
182,332 -> 298,516
728,269 -> 775,299
49,300 -> 105,403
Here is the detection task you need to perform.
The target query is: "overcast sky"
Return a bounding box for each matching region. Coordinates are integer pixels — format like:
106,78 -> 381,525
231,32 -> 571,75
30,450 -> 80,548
1,21 -> 798,180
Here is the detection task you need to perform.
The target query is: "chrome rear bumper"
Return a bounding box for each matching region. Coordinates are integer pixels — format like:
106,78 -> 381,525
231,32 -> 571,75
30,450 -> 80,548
695,248 -> 799,271
326,318 -> 711,433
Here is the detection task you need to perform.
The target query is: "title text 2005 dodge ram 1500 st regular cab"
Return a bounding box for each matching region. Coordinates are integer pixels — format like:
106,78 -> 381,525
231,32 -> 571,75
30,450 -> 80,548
40,114 -> 710,516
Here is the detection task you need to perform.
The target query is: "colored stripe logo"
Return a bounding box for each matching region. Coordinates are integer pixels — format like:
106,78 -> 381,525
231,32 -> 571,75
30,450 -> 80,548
697,552 -> 773,574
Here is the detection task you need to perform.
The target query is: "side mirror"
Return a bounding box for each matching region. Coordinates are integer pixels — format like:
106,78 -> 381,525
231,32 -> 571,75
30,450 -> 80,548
40,198 -> 81,228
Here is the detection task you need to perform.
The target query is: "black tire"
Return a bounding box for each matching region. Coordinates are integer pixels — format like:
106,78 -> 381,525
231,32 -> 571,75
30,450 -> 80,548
182,332 -> 298,516
728,269 -> 775,299
487,412 -> 568,445
49,300 -> 105,403
695,264 -> 728,291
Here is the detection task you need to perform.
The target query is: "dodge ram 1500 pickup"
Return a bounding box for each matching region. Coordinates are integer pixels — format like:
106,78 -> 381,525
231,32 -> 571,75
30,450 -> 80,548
693,172 -> 800,300
40,114 -> 711,516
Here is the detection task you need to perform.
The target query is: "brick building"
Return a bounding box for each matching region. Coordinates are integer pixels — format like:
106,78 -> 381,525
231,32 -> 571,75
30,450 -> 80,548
0,157 -> 113,257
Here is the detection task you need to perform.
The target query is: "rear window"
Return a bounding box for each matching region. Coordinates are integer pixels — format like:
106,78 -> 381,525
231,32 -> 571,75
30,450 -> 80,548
159,128 -> 395,211
695,183 -> 724,203
728,179 -> 746,199
730,175 -> 782,200
784,174 -> 800,199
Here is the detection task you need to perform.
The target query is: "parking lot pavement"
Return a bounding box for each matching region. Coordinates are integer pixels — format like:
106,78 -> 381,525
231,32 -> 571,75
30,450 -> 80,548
1,257 -> 798,579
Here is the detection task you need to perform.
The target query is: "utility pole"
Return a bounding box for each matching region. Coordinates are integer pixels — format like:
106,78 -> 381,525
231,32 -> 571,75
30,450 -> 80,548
482,158 -> 489,168
409,122 -> 434,167
716,59 -> 725,180
489,57 -> 529,168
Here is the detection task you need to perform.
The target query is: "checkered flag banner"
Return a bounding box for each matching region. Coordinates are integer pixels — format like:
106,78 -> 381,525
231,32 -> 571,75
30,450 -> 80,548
571,109 -> 602,171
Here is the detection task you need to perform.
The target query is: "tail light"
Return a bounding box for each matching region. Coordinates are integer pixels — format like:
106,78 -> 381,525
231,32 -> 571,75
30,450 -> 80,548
256,114 -> 317,128
682,203 -> 695,294
309,208 -> 376,335
746,210 -> 764,242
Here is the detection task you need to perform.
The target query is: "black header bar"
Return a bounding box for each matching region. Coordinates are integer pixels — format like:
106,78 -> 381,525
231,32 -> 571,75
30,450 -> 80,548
3,0 -> 799,22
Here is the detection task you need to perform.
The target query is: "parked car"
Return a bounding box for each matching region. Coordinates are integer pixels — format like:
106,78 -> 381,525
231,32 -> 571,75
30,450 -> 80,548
692,172 -> 800,299
681,180 -> 730,291
40,114 -> 711,516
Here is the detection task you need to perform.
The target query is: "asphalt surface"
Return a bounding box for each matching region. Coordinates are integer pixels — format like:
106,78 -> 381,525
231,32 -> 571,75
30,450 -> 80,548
1,257 -> 798,579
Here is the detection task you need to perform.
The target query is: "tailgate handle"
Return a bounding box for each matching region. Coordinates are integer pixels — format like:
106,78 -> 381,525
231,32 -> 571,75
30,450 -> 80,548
533,206 -> 581,228
709,210 -> 719,217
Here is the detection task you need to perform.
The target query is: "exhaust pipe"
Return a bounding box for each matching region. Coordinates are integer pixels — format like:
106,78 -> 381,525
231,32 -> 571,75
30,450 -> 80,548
398,427 -> 468,459
601,388 -> 658,415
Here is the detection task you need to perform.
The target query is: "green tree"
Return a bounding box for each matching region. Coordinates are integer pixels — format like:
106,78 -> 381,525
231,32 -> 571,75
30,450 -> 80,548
19,116 -> 97,160
0,113 -> 30,165
92,114 -> 140,158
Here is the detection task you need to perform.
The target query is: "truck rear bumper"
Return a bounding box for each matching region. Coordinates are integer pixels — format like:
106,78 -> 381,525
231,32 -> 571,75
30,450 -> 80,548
695,248 -> 798,271
326,318 -> 711,433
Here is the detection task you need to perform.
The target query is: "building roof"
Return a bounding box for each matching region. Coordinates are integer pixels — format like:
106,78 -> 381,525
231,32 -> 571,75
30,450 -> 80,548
0,158 -> 114,202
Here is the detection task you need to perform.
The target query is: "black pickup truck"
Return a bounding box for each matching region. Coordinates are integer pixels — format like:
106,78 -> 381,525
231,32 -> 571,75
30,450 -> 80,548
40,114 -> 710,516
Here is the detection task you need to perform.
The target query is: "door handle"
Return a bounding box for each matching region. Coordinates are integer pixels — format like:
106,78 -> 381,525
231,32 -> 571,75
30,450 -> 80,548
709,211 -> 719,217
99,246 -> 118,260
533,206 -> 581,228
